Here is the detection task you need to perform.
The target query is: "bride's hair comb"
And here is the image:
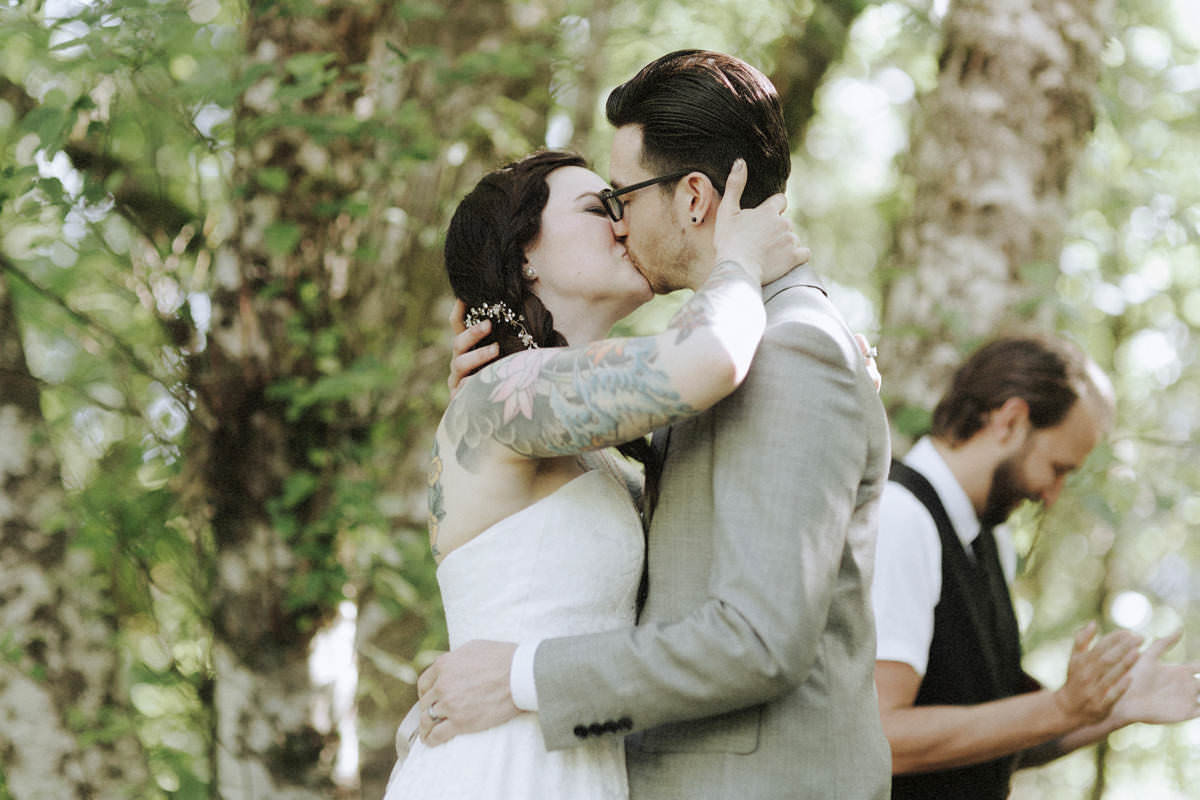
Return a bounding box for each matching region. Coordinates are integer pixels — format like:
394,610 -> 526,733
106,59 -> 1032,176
464,301 -> 537,349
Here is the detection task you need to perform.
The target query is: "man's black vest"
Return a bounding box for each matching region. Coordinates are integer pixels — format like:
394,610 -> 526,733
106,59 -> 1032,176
888,460 -> 1031,800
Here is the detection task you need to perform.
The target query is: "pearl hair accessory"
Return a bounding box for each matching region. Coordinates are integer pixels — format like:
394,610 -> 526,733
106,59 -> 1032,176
464,301 -> 538,349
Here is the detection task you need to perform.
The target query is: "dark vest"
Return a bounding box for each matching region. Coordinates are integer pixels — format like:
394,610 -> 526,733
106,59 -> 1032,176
888,460 -> 1030,800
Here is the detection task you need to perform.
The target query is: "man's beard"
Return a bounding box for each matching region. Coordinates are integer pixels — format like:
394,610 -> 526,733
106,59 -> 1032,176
626,229 -> 693,295
625,248 -> 667,294
979,455 -> 1040,528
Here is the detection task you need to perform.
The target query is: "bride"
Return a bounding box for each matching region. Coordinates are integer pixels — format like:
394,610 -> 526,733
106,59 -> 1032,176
383,150 -> 805,799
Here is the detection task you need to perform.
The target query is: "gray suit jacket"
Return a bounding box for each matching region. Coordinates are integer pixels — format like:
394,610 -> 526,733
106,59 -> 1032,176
535,266 -> 892,799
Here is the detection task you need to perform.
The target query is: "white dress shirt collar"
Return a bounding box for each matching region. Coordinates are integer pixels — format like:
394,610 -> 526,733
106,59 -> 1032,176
904,437 -> 982,552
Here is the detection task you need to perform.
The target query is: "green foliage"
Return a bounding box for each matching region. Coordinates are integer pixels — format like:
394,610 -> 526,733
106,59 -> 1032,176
890,403 -> 931,439
255,166 -> 290,193
4,0 -> 1199,796
264,221 -> 302,256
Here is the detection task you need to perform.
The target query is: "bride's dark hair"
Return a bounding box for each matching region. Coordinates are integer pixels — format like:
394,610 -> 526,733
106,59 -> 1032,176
444,150 -> 584,356
443,150 -> 654,469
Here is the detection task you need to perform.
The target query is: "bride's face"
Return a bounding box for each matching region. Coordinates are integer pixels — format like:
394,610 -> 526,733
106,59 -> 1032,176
524,166 -> 653,320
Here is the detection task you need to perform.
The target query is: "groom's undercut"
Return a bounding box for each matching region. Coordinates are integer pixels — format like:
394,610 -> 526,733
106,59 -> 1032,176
605,49 -> 790,209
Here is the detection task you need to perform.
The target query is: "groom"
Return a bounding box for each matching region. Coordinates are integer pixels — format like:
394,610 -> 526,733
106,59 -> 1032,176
418,50 -> 892,798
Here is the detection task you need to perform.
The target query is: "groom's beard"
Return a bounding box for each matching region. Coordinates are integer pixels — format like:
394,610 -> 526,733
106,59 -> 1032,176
979,455 -> 1040,529
624,249 -> 661,294
624,231 -> 693,295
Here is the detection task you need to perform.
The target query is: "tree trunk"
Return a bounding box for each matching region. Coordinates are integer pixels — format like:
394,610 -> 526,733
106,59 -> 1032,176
349,4 -> 560,792
568,0 -> 613,155
879,0 -> 1112,416
769,0 -> 871,150
195,2 -> 390,796
0,272 -> 147,799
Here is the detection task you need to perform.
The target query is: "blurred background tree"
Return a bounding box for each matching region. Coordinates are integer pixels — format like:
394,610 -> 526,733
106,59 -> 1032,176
0,0 -> 1195,797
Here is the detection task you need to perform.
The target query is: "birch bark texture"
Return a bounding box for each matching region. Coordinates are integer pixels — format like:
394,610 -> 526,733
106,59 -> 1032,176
200,2 -> 560,795
198,3 -> 389,796
0,277 -> 148,799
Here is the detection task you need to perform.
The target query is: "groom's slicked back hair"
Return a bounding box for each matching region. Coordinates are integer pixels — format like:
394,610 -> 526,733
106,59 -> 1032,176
605,49 -> 789,208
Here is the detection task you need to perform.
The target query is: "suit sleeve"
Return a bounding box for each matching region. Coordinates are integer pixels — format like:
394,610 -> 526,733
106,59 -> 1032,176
533,295 -> 876,749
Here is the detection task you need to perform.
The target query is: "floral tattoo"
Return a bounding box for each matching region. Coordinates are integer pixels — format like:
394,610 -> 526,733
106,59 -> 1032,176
427,438 -> 446,556
445,337 -> 696,466
443,257 -> 753,468
668,260 -> 748,344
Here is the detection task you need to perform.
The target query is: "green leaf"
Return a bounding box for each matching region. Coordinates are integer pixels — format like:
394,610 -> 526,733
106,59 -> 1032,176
22,105 -> 69,149
256,167 -> 290,193
264,222 -> 301,256
397,0 -> 445,21
891,404 -> 932,438
284,51 -> 335,80
37,176 -> 65,203
280,471 -> 318,509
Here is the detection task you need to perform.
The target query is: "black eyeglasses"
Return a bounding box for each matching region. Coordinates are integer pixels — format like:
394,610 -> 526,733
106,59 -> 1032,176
597,170 -> 692,222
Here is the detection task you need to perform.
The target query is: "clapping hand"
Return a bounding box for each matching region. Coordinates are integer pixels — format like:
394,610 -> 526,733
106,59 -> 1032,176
1053,621 -> 1142,726
1108,631 -> 1200,727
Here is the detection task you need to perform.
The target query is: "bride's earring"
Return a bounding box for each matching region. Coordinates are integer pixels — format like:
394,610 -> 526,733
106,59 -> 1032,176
523,264 -> 538,280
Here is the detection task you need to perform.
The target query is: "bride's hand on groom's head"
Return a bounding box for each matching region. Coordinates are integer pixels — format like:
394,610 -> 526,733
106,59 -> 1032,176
447,298 -> 500,397
712,159 -> 810,287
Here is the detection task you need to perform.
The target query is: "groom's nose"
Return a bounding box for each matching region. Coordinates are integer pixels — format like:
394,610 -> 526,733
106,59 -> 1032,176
610,214 -> 630,240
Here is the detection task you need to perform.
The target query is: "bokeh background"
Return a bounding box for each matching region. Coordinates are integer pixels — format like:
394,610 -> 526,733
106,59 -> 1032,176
0,0 -> 1197,797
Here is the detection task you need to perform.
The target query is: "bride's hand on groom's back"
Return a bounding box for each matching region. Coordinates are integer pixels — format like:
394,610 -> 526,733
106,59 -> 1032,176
446,298 -> 500,397
416,640 -> 520,746
854,333 -> 882,392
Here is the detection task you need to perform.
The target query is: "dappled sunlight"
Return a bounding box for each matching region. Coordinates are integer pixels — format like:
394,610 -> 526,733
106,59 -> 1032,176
2,0 -> 1198,796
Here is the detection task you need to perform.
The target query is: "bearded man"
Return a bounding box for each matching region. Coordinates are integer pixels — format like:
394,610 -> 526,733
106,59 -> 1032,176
873,335 -> 1200,799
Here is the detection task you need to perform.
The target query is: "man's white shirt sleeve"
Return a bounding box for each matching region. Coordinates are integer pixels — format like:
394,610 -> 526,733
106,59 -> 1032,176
510,640 -> 541,711
871,483 -> 943,676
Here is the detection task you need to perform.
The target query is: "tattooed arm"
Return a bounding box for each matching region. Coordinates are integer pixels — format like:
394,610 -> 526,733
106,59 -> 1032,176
445,159 -> 805,464
445,260 -> 761,463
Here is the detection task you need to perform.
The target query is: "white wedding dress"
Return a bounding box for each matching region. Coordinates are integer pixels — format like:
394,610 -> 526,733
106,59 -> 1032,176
384,468 -> 643,800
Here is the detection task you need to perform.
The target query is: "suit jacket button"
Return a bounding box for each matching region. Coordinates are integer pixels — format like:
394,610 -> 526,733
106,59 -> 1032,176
574,725 -> 589,739
619,716 -> 633,731
603,720 -> 620,733
588,723 -> 604,736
